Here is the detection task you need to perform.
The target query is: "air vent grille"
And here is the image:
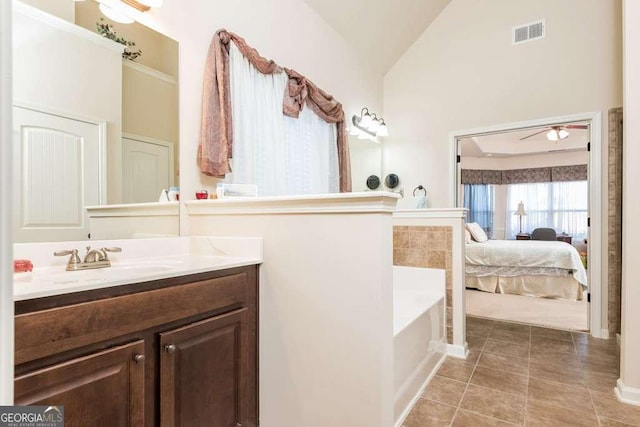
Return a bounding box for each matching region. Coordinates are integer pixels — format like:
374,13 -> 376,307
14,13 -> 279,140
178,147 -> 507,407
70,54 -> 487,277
513,20 -> 545,45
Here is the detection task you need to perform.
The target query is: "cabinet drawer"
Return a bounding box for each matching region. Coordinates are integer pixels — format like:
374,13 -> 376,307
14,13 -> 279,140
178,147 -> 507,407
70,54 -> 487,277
16,271 -> 253,365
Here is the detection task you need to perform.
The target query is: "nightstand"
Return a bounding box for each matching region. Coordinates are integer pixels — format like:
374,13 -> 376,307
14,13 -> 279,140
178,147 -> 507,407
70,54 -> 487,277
556,235 -> 573,244
516,234 -> 531,240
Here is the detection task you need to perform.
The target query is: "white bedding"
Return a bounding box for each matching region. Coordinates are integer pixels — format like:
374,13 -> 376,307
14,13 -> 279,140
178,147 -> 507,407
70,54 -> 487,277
465,240 -> 587,287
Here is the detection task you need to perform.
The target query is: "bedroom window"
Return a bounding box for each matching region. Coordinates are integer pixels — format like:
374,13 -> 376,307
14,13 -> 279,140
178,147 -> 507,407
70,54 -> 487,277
506,181 -> 588,240
463,184 -> 495,238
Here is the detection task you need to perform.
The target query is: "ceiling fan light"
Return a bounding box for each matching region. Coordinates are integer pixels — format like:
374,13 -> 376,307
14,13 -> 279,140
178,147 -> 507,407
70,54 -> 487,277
558,129 -> 570,139
546,129 -> 559,141
377,123 -> 389,137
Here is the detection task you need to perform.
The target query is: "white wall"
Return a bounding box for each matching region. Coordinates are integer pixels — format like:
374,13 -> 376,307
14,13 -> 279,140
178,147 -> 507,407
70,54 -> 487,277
186,195 -> 396,427
134,0 -> 383,231
383,0 -> 621,336
383,0 -> 621,208
18,0 -> 73,21
0,0 -> 14,406
618,0 -> 640,406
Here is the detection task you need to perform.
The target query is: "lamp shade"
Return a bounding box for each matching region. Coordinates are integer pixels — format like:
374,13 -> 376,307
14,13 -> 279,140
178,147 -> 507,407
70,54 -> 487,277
515,201 -> 527,216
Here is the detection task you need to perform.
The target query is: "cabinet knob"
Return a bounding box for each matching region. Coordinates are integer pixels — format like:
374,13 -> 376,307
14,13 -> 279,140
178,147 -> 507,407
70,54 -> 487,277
134,353 -> 145,363
164,344 -> 176,354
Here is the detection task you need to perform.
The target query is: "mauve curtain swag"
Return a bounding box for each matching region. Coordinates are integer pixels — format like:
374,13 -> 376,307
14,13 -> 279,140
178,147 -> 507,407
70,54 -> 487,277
198,29 -> 352,192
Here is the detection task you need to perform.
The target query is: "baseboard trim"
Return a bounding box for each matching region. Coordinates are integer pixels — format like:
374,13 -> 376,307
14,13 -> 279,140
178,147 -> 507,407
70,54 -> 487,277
615,379 -> 640,406
592,328 -> 610,339
446,343 -> 469,359
394,353 -> 446,427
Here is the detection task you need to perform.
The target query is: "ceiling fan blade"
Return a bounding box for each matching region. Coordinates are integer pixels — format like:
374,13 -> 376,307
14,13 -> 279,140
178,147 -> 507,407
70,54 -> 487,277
520,129 -> 548,140
564,124 -> 588,129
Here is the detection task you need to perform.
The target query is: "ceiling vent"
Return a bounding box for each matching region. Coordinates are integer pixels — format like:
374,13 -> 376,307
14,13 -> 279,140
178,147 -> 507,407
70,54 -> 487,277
512,20 -> 545,45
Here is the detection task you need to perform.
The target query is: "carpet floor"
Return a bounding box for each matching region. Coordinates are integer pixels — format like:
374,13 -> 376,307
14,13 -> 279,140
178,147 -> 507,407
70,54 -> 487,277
465,289 -> 589,331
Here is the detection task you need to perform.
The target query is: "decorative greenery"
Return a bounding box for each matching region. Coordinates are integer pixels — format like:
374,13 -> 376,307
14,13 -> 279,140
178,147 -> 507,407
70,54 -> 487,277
96,18 -> 142,61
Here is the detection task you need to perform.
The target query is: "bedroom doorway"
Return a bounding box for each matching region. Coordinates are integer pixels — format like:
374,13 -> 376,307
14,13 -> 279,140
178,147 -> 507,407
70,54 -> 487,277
451,112 -> 604,337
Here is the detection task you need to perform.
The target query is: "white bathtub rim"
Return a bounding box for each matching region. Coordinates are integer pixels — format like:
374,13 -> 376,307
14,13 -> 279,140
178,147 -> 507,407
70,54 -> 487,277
394,351 -> 447,427
393,295 -> 444,336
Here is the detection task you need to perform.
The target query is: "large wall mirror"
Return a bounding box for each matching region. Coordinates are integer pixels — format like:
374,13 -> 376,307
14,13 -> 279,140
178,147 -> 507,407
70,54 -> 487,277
12,0 -> 178,242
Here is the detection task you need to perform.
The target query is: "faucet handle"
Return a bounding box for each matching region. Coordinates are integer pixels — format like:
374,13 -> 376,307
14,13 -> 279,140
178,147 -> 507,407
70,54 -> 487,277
54,249 -> 81,266
102,247 -> 122,261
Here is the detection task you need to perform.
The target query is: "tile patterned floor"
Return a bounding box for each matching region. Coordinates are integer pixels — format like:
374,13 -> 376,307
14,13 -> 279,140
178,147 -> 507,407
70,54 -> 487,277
402,316 -> 640,426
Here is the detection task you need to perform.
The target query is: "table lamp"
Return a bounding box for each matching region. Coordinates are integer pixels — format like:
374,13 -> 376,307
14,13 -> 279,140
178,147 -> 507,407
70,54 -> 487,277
515,201 -> 527,234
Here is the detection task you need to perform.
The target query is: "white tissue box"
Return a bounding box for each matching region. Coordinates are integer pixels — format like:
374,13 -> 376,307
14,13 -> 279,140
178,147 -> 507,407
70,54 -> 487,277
219,184 -> 258,198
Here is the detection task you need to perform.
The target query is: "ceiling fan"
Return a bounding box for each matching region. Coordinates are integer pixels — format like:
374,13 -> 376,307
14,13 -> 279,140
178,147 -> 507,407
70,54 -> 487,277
520,124 -> 588,141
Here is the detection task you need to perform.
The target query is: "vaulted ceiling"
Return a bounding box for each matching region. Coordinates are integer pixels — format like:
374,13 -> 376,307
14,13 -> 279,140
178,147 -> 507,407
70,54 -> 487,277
303,0 -> 451,75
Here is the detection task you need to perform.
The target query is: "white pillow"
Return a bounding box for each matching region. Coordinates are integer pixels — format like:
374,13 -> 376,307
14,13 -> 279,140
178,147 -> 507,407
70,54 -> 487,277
466,222 -> 488,243
464,228 -> 473,244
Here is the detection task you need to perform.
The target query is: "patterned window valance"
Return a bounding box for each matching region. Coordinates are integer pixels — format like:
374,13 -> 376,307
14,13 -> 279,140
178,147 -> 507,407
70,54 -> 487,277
551,164 -> 588,182
461,164 -> 587,185
460,169 -> 503,185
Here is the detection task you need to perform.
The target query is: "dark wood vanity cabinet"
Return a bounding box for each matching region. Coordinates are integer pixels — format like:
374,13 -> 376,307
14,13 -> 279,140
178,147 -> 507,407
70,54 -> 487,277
14,265 -> 258,427
15,340 -> 146,426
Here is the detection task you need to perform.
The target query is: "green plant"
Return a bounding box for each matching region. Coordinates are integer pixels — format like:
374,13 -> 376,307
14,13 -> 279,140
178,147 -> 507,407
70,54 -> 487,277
96,18 -> 142,61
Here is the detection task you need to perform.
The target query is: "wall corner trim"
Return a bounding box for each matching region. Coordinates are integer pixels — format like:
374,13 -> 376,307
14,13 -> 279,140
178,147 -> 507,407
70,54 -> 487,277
615,379 -> 640,406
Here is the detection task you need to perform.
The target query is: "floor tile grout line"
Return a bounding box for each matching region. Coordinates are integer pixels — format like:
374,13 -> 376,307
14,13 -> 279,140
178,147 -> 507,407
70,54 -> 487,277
574,331 -> 604,427
448,320 -> 493,426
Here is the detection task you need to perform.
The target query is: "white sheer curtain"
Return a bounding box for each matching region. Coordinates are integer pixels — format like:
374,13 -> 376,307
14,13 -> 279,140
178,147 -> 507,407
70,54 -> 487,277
228,42 -> 338,196
505,181 -> 588,240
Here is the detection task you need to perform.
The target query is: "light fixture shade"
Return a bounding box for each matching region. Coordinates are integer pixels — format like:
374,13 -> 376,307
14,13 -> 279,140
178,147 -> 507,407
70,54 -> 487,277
360,112 -> 372,128
558,129 -> 570,139
377,123 -> 389,137
99,3 -> 135,23
136,0 -> 163,6
546,129 -> 558,141
368,118 -> 381,133
514,201 -> 527,216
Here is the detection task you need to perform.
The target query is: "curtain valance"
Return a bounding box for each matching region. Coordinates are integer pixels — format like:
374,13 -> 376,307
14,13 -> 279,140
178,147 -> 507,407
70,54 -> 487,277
198,29 -> 351,192
461,164 -> 587,185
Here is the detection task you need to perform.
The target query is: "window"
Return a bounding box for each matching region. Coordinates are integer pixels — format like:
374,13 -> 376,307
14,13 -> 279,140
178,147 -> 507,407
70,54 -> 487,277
506,181 -> 588,240
463,184 -> 495,238
228,43 -> 339,196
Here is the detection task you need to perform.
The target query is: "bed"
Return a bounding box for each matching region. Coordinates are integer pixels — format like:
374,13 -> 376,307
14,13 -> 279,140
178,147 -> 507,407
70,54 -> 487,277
465,239 -> 588,301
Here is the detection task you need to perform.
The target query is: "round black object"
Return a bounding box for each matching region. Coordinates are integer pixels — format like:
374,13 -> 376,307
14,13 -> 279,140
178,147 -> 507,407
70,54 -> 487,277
385,173 -> 400,189
366,175 -> 381,190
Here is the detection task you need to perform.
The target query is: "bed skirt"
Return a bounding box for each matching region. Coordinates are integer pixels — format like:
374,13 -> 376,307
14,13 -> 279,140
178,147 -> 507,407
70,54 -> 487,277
465,275 -> 584,301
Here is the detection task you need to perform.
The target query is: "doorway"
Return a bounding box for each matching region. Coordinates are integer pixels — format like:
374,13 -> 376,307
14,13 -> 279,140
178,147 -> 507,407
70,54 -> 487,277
451,112 -> 604,337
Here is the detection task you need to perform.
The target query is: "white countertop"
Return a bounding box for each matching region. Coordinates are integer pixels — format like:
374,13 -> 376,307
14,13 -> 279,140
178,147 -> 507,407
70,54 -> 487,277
13,236 -> 263,301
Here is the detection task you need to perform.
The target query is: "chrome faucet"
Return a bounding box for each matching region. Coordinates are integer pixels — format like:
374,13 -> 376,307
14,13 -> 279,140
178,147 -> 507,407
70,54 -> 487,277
54,246 -> 122,271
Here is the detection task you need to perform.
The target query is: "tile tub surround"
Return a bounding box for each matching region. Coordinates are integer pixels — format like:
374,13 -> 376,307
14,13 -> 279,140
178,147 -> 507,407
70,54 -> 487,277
402,316 -> 635,427
13,236 -> 263,300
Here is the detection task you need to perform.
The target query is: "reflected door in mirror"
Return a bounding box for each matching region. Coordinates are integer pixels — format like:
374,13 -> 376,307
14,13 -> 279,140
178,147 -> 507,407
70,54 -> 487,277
13,106 -> 104,242
122,135 -> 175,204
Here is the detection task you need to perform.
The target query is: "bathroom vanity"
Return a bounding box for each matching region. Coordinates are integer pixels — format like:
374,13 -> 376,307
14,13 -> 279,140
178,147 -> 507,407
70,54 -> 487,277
12,237 -> 262,427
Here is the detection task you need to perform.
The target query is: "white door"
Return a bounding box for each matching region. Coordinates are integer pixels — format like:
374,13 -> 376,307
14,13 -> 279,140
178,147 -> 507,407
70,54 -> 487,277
13,106 -> 103,242
122,135 -> 174,203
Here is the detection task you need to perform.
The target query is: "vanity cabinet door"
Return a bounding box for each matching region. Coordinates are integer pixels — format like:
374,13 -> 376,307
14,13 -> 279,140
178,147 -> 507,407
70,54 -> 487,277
15,340 -> 145,426
159,308 -> 254,427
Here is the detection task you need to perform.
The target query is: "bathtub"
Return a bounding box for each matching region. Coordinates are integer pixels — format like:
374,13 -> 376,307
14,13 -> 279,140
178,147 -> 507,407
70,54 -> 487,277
393,266 -> 446,427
